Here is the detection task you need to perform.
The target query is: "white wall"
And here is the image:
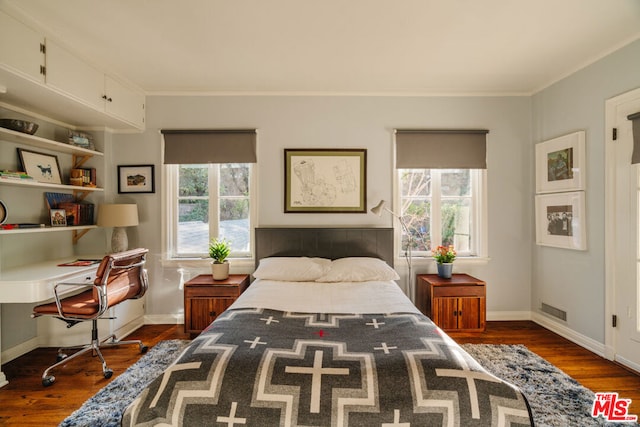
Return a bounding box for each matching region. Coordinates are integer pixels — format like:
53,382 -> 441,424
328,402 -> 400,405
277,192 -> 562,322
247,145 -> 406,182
112,95 -> 533,320
531,39 -> 640,343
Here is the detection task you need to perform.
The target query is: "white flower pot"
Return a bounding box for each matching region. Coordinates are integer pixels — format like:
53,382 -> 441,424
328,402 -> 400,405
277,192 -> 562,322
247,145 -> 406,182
211,261 -> 229,280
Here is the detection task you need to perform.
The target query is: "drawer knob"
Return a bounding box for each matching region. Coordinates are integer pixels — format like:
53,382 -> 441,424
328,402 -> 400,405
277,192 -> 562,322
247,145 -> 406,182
209,311 -> 217,317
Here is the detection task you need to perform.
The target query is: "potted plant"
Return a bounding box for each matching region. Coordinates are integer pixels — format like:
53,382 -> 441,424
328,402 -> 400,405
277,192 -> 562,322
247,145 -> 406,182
432,245 -> 456,279
209,237 -> 231,280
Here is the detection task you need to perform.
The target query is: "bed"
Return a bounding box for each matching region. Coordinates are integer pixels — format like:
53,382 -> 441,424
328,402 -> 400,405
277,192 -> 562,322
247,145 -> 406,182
122,228 -> 534,426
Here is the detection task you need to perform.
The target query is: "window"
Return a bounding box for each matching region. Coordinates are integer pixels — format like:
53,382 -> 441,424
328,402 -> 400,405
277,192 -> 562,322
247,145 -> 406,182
394,129 -> 488,258
398,168 -> 484,257
166,163 -> 253,258
161,129 -> 257,260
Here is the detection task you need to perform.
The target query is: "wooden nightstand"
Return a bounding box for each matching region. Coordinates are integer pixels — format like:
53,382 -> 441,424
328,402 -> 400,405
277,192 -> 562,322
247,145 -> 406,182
415,273 -> 486,332
183,274 -> 250,336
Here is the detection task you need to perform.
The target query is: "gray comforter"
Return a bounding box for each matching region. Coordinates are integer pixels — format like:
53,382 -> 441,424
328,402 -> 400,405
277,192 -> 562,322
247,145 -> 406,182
122,308 -> 533,426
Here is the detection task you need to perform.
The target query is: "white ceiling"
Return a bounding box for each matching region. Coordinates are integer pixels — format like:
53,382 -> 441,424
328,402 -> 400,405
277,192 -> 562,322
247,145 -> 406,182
5,0 -> 640,95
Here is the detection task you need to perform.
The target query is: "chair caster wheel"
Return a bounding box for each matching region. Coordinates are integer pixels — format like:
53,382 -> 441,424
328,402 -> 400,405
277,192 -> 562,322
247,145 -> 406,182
42,376 -> 55,387
56,353 -> 68,363
103,368 -> 113,379
140,344 -> 148,353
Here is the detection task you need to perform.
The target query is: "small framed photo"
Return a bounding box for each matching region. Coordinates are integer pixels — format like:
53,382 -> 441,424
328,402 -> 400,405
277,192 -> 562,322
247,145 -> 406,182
17,148 -> 63,184
284,148 -> 367,213
118,164 -> 155,194
535,191 -> 587,250
535,131 -> 585,193
50,208 -> 67,227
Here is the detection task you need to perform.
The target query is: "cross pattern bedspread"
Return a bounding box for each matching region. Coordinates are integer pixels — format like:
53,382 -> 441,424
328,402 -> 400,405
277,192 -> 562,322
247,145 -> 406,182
122,307 -> 533,426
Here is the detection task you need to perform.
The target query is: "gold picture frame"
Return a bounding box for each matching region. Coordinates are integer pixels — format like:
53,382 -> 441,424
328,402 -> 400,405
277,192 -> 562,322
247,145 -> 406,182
284,149 -> 367,213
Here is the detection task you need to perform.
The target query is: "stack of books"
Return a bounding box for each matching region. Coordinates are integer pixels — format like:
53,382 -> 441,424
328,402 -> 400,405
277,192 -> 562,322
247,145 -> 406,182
44,192 -> 95,226
0,170 -> 34,181
69,168 -> 96,187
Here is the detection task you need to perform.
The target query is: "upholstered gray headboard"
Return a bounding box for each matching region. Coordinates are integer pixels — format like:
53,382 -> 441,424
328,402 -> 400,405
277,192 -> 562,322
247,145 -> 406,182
254,227 -> 394,268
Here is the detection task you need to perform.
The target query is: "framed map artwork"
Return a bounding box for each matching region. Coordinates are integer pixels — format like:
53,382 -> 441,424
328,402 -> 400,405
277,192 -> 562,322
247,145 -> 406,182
284,149 -> 367,213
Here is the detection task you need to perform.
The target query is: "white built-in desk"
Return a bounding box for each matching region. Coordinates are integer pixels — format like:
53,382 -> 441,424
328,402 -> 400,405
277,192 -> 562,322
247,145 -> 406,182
0,258 -> 100,387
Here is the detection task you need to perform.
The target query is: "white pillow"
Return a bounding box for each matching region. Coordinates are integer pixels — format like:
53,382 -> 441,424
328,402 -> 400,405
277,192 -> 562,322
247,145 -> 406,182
253,257 -> 331,281
315,257 -> 400,282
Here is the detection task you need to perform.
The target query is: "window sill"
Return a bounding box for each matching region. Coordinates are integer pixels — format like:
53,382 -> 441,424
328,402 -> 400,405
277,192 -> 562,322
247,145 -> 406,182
404,256 -> 491,267
160,257 -> 255,271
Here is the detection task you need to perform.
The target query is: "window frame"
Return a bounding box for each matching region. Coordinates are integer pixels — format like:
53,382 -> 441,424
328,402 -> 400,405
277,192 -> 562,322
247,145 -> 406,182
163,162 -> 257,261
394,168 -> 487,259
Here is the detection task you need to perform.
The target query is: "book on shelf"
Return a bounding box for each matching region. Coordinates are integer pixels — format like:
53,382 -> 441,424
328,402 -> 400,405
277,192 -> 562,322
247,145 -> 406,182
44,192 -> 75,209
44,192 -> 95,226
56,202 -> 95,226
70,168 -> 96,187
0,170 -> 34,180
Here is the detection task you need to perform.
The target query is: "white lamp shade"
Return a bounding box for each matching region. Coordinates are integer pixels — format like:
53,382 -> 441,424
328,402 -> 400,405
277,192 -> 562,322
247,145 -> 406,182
97,204 -> 139,227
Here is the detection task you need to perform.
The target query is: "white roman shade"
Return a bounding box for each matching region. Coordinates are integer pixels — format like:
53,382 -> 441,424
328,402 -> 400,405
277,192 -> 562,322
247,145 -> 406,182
161,129 -> 257,164
628,112 -> 640,164
395,129 -> 488,169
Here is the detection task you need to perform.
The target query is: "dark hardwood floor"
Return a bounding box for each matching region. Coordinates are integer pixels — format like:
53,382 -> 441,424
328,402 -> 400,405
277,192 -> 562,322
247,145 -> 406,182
0,321 -> 638,426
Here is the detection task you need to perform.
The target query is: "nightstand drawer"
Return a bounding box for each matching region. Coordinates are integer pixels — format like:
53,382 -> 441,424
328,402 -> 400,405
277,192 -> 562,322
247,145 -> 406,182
432,285 -> 485,298
184,286 -> 242,298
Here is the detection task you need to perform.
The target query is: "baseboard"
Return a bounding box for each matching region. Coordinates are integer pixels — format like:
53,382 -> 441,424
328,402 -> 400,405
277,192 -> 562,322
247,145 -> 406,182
531,312 -> 607,357
487,310 -> 532,321
144,314 -> 184,325
1,336 -> 39,364
615,355 -> 640,374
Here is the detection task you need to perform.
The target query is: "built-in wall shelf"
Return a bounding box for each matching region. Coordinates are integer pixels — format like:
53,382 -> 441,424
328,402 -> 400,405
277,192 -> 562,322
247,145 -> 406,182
0,127 -> 103,157
0,224 -> 97,243
0,224 -> 97,235
0,178 -> 104,192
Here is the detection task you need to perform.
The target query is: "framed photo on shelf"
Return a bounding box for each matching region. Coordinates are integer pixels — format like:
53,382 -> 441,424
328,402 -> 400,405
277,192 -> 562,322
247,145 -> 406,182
118,164 -> 155,194
535,131 -> 585,193
284,148 -> 367,213
67,130 -> 95,150
535,191 -> 587,250
17,148 -> 63,184
50,208 -> 67,227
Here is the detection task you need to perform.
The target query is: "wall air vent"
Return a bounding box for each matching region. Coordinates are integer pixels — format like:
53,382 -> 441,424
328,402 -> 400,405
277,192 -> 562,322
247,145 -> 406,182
541,302 -> 567,321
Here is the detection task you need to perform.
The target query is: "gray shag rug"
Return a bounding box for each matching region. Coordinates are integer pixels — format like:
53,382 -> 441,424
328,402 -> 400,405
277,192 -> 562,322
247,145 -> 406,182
59,339 -> 189,427
61,341 -> 637,427
462,344 -> 638,427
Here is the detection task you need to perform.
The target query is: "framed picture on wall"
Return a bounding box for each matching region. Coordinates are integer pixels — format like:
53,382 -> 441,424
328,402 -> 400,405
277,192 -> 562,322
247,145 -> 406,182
535,191 -> 587,250
284,148 -> 367,213
535,131 -> 585,193
118,164 -> 155,194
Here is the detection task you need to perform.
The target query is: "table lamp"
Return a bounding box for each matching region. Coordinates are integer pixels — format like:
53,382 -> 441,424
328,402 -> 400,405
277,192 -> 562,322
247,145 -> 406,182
97,204 -> 139,253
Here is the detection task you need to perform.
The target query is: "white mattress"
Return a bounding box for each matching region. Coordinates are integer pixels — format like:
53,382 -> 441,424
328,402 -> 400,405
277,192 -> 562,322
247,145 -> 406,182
229,279 -> 421,314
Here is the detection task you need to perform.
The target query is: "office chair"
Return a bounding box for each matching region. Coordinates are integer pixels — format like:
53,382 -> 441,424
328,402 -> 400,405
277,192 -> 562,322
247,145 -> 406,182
32,248 -> 149,386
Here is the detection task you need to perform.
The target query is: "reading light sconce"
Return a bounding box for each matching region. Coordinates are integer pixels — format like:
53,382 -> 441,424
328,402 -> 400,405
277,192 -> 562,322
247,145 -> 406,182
371,200 -> 414,299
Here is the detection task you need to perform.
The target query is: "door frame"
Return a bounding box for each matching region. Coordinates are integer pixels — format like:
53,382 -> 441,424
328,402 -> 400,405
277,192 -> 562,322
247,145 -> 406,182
604,87 -> 640,363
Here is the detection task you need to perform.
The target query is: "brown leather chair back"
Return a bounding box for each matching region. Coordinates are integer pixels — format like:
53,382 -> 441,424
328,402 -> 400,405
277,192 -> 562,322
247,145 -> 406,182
93,248 -> 149,309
